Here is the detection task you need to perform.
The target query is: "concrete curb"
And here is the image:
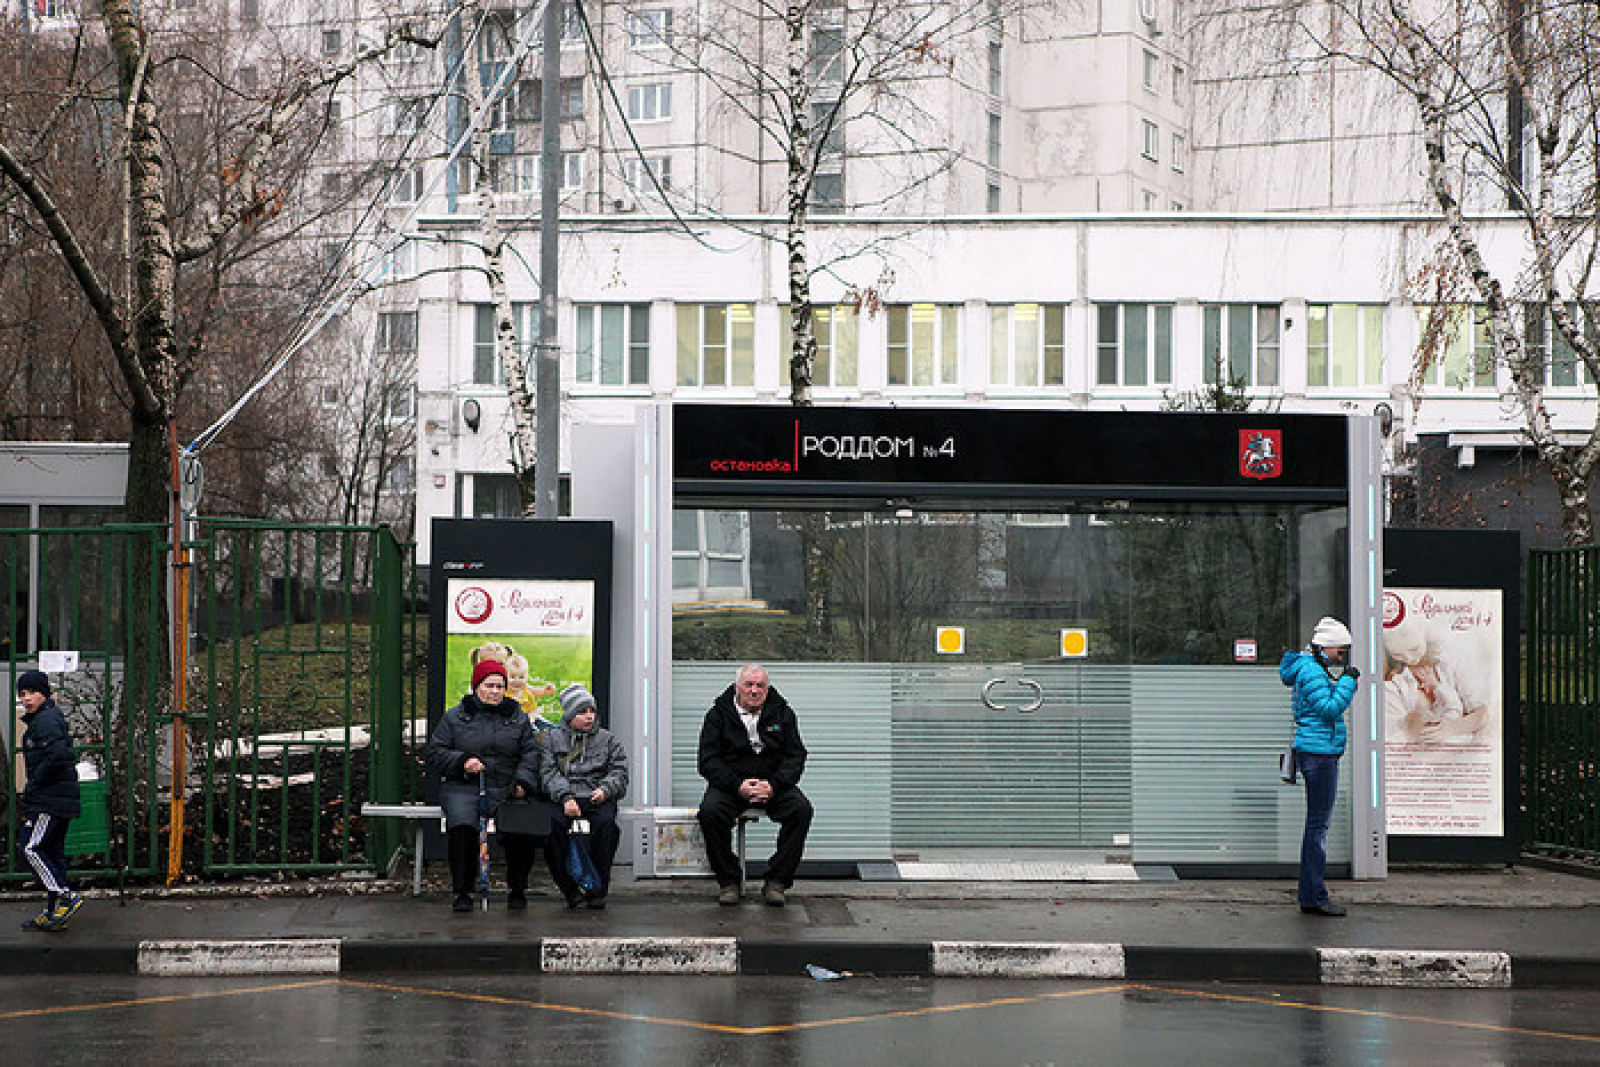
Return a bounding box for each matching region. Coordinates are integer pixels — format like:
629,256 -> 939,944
1,938 -> 1596,987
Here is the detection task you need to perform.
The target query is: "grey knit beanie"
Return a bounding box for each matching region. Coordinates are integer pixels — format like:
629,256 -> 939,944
559,683 -> 596,725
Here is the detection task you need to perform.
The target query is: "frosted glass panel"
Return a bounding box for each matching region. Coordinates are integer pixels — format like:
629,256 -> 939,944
1131,666 -> 1351,864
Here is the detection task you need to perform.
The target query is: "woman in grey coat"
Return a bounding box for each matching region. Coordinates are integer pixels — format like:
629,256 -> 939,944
425,659 -> 546,911
541,684 -> 628,908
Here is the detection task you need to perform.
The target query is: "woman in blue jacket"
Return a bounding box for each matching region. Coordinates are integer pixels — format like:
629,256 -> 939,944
1280,617 -> 1360,917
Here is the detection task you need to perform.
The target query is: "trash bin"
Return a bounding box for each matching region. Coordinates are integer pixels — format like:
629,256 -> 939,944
65,760 -> 110,857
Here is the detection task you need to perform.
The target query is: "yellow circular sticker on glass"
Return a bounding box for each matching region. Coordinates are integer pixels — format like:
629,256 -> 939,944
936,626 -> 966,655
1060,628 -> 1089,658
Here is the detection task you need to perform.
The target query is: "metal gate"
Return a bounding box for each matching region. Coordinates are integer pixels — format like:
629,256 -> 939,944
1526,545 -> 1600,862
2,521 -> 424,884
2,523 -> 168,882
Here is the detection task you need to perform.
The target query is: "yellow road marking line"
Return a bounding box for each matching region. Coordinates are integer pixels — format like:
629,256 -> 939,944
0,979 -> 340,1022
341,979 -> 1129,1036
1134,984 -> 1600,1045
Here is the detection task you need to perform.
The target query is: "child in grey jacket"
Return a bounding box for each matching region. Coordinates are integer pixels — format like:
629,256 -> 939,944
541,684 -> 628,908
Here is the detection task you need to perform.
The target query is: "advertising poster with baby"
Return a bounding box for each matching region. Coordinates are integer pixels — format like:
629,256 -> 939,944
446,578 -> 594,726
1382,587 -> 1503,836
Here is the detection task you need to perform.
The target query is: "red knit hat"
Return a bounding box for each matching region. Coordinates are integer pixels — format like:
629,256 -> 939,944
471,659 -> 507,690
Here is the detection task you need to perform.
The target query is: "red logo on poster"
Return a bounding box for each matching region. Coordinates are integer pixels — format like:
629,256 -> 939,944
1382,590 -> 1406,628
1239,429 -> 1283,480
454,585 -> 493,625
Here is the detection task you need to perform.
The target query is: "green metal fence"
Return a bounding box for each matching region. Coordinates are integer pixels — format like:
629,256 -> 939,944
2,520 -> 424,885
193,520 -> 424,878
1526,545 -> 1600,861
1,523 -> 169,882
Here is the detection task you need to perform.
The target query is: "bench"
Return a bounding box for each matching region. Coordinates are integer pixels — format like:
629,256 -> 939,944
735,810 -> 764,895
361,803 -> 444,896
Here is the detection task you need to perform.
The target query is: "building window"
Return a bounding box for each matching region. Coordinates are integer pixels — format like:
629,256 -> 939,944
988,181 -> 1001,213
1141,189 -> 1158,211
563,151 -> 584,190
627,83 -> 672,122
676,304 -> 755,387
385,239 -> 417,281
393,166 -> 424,204
672,510 -> 751,602
1141,119 -> 1159,162
811,25 -> 845,88
1142,49 -> 1159,91
887,303 -> 961,387
623,156 -> 673,195
1525,302 -> 1598,388
239,0 -> 259,21
988,111 -> 1002,170
1413,306 -> 1496,389
384,386 -> 416,423
778,305 -> 860,388
1171,64 -> 1185,102
1171,132 -> 1185,172
473,474 -> 523,518
990,304 -> 1066,388
811,169 -> 844,212
474,303 -> 538,386
520,77 -> 585,121
1096,303 -> 1172,387
576,303 -> 651,387
812,101 -> 845,158
626,9 -> 673,49
376,310 -> 418,357
389,97 -> 426,136
318,383 -> 341,408
988,42 -> 1002,97
1171,200 -> 1185,211
322,28 -> 341,56
239,66 -> 258,93
1203,304 -> 1281,387
1306,304 -> 1384,388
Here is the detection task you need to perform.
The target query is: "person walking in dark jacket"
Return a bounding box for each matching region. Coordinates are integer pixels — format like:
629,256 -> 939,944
425,660 -> 546,911
15,669 -> 83,932
1281,617 -> 1361,917
541,683 -> 628,909
696,663 -> 811,907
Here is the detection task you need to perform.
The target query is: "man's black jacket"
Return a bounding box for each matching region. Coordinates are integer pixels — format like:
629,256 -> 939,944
696,683 -> 807,797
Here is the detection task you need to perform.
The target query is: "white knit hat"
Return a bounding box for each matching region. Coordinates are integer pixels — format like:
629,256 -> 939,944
1311,616 -> 1353,648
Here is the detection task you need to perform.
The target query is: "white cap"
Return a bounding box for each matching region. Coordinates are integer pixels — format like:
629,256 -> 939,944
1311,616 -> 1353,648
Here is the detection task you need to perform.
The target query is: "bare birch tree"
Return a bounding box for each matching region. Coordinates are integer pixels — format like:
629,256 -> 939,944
1244,0 -> 1600,544
458,8 -> 543,513
0,2 -> 454,526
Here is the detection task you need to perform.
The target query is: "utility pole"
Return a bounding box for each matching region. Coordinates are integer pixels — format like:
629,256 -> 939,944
534,0 -> 562,518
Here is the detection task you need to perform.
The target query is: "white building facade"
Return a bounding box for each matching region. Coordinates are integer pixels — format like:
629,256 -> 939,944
412,211 -> 1595,560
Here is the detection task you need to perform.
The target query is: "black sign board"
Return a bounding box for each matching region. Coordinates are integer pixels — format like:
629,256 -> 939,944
1383,529 -> 1522,864
427,518 -> 614,731
674,404 -> 1349,501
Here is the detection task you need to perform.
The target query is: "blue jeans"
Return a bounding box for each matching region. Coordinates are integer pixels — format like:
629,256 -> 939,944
1296,751 -> 1340,908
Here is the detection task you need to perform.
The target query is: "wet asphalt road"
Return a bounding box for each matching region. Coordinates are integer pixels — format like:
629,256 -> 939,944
2,974 -> 1598,1065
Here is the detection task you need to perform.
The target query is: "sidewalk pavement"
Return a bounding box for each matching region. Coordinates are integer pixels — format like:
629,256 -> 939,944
2,862 -> 1597,987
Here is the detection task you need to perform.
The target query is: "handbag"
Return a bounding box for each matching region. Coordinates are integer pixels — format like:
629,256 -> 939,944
1279,745 -> 1298,785
566,818 -> 603,897
494,796 -> 552,837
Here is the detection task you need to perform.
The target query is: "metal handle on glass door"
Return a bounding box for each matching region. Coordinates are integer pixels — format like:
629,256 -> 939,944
1016,678 -> 1043,713
981,678 -> 1005,710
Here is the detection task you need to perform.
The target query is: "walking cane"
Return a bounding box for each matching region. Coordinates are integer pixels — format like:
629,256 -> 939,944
477,770 -> 491,911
